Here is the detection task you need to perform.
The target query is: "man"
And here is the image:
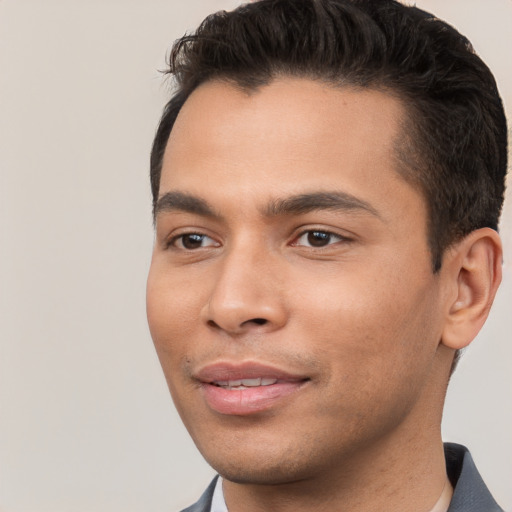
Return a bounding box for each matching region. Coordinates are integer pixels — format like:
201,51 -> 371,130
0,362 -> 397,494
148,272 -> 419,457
146,0 -> 508,510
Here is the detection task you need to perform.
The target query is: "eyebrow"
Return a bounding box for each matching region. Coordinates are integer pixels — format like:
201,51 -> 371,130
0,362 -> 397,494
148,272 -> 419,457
154,190 -> 381,221
265,191 -> 381,219
154,191 -> 219,219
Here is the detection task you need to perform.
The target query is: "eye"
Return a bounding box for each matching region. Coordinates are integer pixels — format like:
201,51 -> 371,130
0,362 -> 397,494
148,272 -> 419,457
293,230 -> 346,248
171,233 -> 219,250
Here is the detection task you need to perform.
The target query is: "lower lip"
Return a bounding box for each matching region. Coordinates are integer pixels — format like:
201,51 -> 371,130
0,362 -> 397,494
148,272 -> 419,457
201,381 -> 305,415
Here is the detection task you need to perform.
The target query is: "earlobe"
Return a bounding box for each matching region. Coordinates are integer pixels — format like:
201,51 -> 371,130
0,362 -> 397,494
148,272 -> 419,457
441,228 -> 502,350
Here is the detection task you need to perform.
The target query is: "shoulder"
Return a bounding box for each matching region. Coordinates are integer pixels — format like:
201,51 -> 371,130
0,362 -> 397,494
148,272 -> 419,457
445,443 -> 504,512
179,476 -> 219,512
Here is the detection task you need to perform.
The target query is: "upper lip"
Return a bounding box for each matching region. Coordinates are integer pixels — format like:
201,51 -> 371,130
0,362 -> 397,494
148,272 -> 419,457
194,361 -> 309,384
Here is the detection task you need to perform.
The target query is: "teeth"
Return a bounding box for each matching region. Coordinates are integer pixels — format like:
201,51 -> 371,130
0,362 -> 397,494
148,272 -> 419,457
241,378 -> 261,386
214,378 -> 279,389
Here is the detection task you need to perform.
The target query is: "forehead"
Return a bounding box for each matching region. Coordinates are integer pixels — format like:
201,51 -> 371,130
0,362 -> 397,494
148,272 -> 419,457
164,78 -> 405,166
159,78 -> 420,220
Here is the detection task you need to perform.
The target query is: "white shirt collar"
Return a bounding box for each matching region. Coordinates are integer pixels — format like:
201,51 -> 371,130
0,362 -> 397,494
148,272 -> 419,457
210,476 -> 228,512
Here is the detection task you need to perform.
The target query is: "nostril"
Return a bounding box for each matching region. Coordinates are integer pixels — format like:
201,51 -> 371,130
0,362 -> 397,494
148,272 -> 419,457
249,318 -> 267,325
206,318 -> 268,330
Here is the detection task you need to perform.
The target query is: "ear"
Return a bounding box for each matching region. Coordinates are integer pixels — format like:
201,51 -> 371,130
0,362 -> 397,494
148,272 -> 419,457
441,228 -> 502,350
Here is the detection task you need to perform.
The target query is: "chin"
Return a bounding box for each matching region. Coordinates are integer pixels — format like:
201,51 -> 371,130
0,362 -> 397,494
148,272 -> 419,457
198,438 -> 325,486
212,460 -> 311,486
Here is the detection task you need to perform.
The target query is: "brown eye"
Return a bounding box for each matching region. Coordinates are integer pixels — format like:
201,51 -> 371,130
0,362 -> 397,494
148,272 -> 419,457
294,230 -> 345,248
182,234 -> 205,249
173,233 -> 218,250
307,231 -> 332,247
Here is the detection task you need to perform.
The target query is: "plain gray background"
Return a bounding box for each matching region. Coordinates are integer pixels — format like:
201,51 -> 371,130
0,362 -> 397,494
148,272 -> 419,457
0,1 -> 511,511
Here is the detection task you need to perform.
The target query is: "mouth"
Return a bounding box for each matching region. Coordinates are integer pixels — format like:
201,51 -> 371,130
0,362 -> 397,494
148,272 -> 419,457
195,362 -> 310,416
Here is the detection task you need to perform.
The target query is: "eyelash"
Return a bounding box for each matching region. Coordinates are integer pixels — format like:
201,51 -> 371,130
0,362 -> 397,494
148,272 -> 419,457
167,232 -> 219,250
292,229 -> 351,248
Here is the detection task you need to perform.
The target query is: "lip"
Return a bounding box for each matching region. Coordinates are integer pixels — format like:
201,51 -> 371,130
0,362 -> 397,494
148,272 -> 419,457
194,361 -> 309,416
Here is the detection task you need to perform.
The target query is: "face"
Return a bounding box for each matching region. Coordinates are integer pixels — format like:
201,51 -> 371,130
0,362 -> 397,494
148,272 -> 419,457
147,79 -> 449,485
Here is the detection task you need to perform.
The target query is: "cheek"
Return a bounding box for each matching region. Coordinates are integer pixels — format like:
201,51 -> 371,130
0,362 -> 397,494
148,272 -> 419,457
289,272 -> 441,437
146,269 -> 202,417
292,262 -> 440,377
146,265 -> 200,360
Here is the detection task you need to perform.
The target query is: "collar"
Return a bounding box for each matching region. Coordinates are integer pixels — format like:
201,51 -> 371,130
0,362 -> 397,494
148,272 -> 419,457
210,477 -> 228,512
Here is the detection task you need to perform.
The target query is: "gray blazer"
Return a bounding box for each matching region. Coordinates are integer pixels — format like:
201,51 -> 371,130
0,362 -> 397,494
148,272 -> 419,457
180,444 -> 504,512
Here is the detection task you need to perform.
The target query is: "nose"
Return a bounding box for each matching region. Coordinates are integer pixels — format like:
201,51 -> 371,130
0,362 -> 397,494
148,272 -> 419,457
200,242 -> 288,335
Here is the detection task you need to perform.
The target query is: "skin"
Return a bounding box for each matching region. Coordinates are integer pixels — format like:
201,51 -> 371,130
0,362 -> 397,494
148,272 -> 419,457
146,78 -> 502,512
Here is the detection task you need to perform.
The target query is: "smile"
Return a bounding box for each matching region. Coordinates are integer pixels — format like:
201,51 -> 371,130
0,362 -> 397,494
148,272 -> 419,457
195,362 -> 309,415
